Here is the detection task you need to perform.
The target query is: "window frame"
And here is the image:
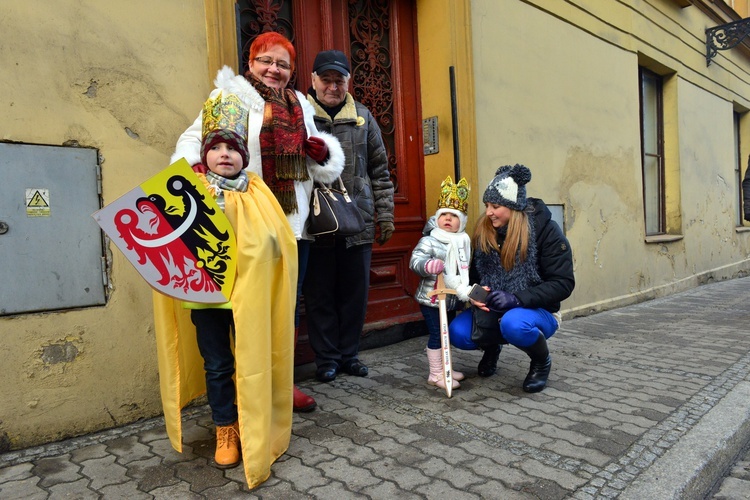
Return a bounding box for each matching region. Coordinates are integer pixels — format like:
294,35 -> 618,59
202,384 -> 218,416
639,67 -> 666,236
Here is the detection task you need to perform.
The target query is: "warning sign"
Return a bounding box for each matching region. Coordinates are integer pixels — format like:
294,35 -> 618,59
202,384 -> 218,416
26,188 -> 50,217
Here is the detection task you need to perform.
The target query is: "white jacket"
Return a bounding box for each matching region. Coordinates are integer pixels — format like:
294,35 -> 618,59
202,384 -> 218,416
171,66 -> 345,240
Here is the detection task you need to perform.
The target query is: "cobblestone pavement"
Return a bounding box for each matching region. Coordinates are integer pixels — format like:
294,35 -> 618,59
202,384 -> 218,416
2,277 -> 750,499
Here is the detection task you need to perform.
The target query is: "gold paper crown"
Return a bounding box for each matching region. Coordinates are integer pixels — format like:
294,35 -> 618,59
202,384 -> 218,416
437,175 -> 470,214
201,92 -> 249,141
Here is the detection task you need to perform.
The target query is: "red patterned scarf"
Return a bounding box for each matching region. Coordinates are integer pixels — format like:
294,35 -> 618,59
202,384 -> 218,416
245,72 -> 308,213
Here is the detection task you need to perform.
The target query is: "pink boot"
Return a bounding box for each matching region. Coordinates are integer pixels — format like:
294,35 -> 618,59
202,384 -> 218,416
426,348 -> 460,390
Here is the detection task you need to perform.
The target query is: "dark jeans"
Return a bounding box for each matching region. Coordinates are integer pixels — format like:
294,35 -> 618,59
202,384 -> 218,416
191,308 -> 237,426
303,239 -> 372,368
420,304 -> 457,349
295,239 -> 311,328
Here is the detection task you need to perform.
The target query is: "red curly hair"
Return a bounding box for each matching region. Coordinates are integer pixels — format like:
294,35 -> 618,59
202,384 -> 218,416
249,32 -> 296,72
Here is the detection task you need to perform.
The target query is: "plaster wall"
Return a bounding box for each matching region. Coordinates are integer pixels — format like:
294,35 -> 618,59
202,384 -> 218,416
0,0 -> 213,449
471,0 -> 750,315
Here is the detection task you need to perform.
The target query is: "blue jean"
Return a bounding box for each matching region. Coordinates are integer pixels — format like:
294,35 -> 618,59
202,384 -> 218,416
191,308 -> 237,426
420,305 -> 457,349
449,307 -> 558,351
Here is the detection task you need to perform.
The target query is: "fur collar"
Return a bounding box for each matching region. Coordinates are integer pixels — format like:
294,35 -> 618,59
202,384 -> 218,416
214,66 -> 267,113
306,93 -> 358,121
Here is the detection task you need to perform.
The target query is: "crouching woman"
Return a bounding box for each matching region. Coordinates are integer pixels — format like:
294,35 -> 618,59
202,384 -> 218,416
449,164 -> 575,393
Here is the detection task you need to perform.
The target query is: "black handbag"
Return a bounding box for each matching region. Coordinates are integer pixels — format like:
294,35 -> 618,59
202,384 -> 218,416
308,176 -> 366,237
470,307 -> 505,347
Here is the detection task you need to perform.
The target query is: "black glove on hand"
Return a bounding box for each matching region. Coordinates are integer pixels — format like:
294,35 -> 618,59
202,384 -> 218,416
485,290 -> 521,313
376,221 -> 395,245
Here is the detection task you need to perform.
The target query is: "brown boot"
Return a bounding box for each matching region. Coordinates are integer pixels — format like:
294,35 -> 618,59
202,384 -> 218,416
214,421 -> 241,468
293,328 -> 317,412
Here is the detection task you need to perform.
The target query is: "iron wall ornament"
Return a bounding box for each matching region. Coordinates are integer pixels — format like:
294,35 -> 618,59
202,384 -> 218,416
706,17 -> 750,66
349,0 -> 398,191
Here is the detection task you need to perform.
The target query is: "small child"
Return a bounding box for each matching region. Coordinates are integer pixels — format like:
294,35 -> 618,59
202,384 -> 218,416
409,176 -> 472,390
186,126 -> 250,469
182,93 -> 297,479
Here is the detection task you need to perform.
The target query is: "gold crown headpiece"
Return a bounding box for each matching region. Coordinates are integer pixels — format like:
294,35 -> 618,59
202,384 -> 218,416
437,175 -> 469,214
201,92 -> 249,141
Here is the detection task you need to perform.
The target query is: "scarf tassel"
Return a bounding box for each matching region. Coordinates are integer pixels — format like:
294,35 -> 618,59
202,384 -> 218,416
272,188 -> 298,214
275,155 -> 309,181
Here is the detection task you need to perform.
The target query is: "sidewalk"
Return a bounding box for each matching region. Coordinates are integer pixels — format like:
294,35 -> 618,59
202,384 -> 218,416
2,277 -> 750,499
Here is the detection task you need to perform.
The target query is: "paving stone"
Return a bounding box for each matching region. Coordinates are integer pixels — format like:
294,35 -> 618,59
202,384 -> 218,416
318,456 -> 380,489
307,479 -> 367,499
0,476 -> 47,499
364,455 -> 431,490
418,455 -> 482,489
199,480 -> 255,499
519,458 -> 589,490
45,477 -> 98,498
32,454 -> 82,488
0,462 -> 33,482
98,480 -> 153,499
149,481 -> 204,499
106,435 -> 154,464
173,457 -> 228,492
69,443 -> 109,464
269,456 -> 328,490
126,455 -> 180,492
364,479 -> 421,500
415,476 -> 482,499
468,477 -> 536,499
148,437 -> 195,465
80,454 -> 129,490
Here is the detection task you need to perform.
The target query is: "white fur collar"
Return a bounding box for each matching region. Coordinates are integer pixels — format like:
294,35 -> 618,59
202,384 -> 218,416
214,66 -> 266,112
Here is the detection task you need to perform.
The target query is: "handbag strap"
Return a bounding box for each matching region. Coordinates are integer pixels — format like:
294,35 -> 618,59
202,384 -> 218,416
316,176 -> 353,203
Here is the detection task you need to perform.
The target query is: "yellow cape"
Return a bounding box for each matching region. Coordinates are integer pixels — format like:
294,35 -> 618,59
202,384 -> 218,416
152,172 -> 297,489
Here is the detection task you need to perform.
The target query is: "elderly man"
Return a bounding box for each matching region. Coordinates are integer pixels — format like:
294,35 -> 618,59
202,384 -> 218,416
303,50 -> 395,382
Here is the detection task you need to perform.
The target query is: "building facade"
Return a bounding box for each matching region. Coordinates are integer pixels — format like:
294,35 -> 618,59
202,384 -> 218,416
1,0 -> 750,449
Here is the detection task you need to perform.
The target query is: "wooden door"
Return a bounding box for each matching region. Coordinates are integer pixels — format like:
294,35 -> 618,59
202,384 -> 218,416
237,0 -> 426,363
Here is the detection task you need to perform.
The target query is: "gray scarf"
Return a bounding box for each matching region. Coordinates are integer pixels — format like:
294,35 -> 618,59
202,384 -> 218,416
473,220 -> 541,294
205,170 -> 249,211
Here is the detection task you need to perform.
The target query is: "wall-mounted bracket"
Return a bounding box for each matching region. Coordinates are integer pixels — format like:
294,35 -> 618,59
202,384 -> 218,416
706,18 -> 750,66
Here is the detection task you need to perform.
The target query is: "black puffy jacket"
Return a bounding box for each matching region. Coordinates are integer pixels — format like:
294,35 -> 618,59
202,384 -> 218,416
469,198 -> 575,313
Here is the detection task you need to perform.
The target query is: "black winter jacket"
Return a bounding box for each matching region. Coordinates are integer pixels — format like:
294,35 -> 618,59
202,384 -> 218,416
469,198 -> 575,313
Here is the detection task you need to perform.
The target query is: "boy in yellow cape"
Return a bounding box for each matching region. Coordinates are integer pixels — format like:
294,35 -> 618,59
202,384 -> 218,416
152,92 -> 297,489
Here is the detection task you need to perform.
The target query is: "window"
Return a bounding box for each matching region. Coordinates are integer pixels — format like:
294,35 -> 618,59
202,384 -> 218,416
639,67 -> 665,235
734,111 -> 743,225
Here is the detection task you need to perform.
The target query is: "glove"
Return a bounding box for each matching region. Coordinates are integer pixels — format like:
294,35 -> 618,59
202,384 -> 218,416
305,136 -> 329,163
376,221 -> 395,245
424,259 -> 445,275
192,163 -> 208,174
485,290 -> 521,313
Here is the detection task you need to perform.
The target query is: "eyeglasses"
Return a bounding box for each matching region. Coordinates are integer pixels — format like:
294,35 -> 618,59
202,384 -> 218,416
253,56 -> 292,71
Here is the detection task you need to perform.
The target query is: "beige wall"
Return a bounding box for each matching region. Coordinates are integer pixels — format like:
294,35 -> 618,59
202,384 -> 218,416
0,0 -> 213,449
469,0 -> 750,315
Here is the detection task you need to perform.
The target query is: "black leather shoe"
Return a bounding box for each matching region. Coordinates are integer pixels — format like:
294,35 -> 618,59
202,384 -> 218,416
316,364 -> 338,382
342,360 -> 369,377
477,344 -> 502,377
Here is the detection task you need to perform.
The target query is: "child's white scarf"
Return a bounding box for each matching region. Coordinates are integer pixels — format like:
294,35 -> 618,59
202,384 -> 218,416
429,227 -> 471,300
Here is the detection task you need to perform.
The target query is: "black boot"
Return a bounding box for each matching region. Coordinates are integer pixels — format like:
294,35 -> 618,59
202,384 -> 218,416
518,333 -> 551,393
477,344 -> 502,377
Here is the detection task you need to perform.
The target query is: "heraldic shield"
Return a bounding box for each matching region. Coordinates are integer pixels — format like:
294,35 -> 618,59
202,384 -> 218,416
93,158 -> 236,303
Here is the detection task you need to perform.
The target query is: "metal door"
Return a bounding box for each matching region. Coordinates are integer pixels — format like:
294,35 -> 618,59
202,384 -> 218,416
0,143 -> 106,315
